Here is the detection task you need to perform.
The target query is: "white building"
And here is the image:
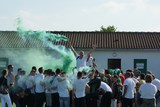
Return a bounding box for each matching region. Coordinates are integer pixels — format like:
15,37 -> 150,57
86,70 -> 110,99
0,31 -> 160,78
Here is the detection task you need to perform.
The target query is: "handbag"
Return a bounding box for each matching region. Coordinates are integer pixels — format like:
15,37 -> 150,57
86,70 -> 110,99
0,78 -> 9,94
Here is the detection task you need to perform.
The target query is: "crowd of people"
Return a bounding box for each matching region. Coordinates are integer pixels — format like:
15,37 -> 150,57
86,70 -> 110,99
0,45 -> 160,107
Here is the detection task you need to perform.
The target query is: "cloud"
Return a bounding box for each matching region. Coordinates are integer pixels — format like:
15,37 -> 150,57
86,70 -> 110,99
100,1 -> 127,13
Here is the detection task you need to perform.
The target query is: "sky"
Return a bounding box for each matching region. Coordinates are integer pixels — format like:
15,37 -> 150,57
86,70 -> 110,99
0,0 -> 160,32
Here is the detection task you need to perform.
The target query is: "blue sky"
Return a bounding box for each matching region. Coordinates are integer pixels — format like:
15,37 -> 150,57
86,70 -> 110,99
0,0 -> 160,31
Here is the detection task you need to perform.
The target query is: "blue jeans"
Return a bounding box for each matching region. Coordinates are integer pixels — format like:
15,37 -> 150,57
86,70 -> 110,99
46,93 -> 52,106
59,97 -> 70,107
0,93 -> 12,107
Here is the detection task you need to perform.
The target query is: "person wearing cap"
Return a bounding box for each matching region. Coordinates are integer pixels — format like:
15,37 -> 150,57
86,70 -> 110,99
98,81 -> 112,107
115,69 -> 125,85
113,69 -> 123,107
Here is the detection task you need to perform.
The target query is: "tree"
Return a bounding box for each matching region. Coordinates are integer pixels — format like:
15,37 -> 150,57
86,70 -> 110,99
100,25 -> 117,32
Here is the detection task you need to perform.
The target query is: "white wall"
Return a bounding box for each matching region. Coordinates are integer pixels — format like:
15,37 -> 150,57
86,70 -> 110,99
91,50 -> 160,79
0,48 -> 160,79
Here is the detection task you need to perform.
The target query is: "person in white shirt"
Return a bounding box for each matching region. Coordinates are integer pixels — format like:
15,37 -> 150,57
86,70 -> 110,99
122,71 -> 136,107
86,54 -> 93,67
25,69 -> 36,107
130,71 -> 139,107
152,74 -> 160,105
139,74 -> 157,107
51,68 -> 66,107
58,72 -> 72,107
16,70 -> 28,107
44,69 -> 53,107
34,67 -> 45,107
98,81 -> 112,107
69,42 -> 96,70
7,65 -> 15,105
73,70 -> 95,107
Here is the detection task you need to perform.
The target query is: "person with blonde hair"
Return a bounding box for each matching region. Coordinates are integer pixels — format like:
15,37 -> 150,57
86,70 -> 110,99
69,42 -> 96,70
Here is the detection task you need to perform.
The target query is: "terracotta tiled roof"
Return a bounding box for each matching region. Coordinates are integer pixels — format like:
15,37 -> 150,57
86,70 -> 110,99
0,31 -> 160,49
0,31 -> 47,48
52,31 -> 160,49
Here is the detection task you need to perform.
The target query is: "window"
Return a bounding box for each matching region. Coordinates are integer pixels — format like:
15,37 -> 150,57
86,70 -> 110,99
0,58 -> 8,71
134,59 -> 147,73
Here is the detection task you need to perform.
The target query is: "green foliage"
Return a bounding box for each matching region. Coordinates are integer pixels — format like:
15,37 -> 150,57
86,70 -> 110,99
100,25 -> 117,32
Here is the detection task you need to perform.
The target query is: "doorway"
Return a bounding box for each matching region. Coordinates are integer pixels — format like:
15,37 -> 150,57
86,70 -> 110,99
108,59 -> 121,69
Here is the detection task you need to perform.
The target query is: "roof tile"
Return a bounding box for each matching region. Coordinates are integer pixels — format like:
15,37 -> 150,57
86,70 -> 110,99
0,31 -> 160,49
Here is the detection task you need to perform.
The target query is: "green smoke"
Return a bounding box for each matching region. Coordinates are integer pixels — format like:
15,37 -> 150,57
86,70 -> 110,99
16,18 -> 68,43
49,45 -> 76,73
16,17 -> 76,73
62,54 -> 73,72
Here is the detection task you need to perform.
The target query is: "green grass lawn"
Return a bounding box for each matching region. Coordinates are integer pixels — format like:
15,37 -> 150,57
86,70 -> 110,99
0,103 -> 16,107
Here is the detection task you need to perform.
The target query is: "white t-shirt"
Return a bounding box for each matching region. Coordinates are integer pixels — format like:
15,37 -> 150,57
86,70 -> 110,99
122,78 -> 135,98
76,55 -> 87,70
73,77 -> 89,98
139,83 -> 157,99
26,75 -> 35,94
17,75 -> 27,90
58,79 -> 70,97
86,57 -> 93,67
51,75 -> 60,93
100,81 -> 112,93
44,76 -> 54,93
152,78 -> 160,91
34,73 -> 45,93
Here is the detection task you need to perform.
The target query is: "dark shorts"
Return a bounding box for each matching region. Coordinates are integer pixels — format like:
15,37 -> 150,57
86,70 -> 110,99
117,92 -> 122,103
